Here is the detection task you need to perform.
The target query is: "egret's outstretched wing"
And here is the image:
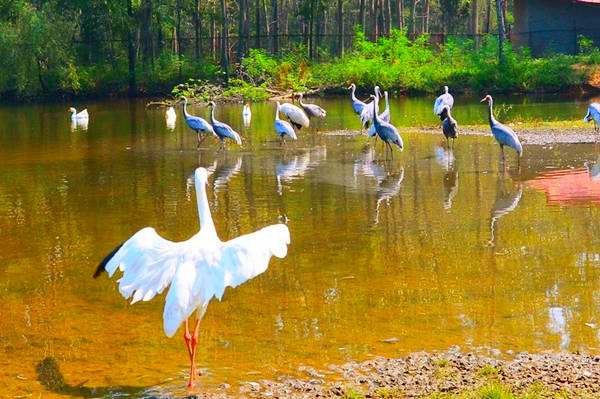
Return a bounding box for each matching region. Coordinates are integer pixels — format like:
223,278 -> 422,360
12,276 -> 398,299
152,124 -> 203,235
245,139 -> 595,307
103,227 -> 180,304
217,224 -> 290,290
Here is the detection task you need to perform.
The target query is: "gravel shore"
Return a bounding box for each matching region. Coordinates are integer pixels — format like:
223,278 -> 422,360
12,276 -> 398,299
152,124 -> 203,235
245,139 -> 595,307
184,348 -> 600,398
326,123 -> 600,146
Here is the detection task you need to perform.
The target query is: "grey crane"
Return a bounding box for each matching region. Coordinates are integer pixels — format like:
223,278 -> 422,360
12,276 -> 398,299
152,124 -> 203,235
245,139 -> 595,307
298,93 -> 326,119
368,88 -> 390,139
208,101 -> 242,149
584,103 -> 600,134
274,101 -> 297,145
371,90 -> 403,159
178,96 -> 216,148
348,83 -> 368,116
433,86 -> 454,121
440,105 -> 458,147
480,95 -> 523,168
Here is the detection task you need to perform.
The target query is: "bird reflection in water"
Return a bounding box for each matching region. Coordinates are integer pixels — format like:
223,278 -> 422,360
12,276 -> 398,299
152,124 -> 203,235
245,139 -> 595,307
434,146 -> 458,211
487,174 -> 523,247
354,148 -> 404,224
374,166 -> 404,225
275,146 -> 327,195
186,153 -> 243,204
69,118 -> 89,132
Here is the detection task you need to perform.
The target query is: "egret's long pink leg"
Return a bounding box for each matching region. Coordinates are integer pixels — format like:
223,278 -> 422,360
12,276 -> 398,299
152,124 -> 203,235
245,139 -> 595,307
183,319 -> 193,357
187,319 -> 201,388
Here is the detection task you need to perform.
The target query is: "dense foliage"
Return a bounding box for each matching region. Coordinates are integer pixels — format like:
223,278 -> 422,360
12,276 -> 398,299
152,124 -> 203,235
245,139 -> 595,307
0,1 -> 595,100
222,31 -> 594,98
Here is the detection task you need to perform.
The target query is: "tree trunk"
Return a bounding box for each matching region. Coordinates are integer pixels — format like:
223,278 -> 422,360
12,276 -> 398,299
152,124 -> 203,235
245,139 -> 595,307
495,0 -> 505,63
337,0 -> 344,56
472,0 -> 479,47
396,0 -> 404,31
262,0 -> 270,49
385,0 -> 392,35
245,0 -> 251,53
238,0 -> 246,59
221,0 -> 230,82
423,0 -> 429,33
371,0 -> 378,41
309,0 -> 314,58
271,0 -> 278,54
409,0 -> 419,39
195,0 -> 202,60
126,0 -> 136,95
212,1 -> 217,59
359,0 -> 366,34
175,0 -> 181,58
255,0 -> 261,47
485,0 -> 491,33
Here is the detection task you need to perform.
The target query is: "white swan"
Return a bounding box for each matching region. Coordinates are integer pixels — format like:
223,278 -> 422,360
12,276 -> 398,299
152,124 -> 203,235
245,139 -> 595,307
68,107 -> 89,120
94,167 -> 291,388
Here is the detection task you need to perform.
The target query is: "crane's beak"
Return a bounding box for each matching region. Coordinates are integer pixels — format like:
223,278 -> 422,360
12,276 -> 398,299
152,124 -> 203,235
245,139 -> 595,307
479,97 -> 487,103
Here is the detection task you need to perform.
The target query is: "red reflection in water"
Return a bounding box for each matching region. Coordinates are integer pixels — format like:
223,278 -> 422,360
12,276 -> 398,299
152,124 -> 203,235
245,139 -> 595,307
527,168 -> 600,206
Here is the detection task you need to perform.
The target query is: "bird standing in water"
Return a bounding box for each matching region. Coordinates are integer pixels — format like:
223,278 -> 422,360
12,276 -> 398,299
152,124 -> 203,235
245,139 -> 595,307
94,168 -> 290,389
480,95 -> 523,168
178,97 -> 215,148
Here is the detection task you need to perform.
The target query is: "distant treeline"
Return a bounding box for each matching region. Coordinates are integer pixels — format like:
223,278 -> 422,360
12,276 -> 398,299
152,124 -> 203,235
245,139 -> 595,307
0,0 -> 517,100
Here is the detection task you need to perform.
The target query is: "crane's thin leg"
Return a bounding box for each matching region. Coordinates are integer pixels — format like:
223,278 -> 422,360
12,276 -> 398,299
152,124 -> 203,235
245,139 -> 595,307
387,142 -> 394,160
500,145 -> 505,164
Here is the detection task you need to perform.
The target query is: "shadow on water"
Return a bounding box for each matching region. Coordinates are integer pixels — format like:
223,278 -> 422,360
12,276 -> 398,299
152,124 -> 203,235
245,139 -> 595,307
36,357 -> 163,398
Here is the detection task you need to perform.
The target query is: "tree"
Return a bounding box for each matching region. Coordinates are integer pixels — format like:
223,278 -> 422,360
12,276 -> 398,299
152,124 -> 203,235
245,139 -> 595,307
495,0 -> 505,63
221,0 -> 230,81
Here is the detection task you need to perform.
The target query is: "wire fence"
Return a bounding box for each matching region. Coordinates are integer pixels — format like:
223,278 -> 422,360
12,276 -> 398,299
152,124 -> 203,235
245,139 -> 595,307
72,31 -> 499,67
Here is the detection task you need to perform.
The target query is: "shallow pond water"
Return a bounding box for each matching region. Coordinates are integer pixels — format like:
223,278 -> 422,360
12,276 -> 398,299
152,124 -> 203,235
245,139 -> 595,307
1,95 -> 600,397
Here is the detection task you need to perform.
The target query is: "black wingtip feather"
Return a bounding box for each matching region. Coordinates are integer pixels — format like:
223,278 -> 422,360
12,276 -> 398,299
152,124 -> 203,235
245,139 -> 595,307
93,242 -> 125,278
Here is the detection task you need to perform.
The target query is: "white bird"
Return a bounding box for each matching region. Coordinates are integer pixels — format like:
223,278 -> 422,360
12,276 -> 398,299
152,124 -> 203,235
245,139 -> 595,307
94,167 -> 291,389
165,106 -> 177,130
583,103 -> 600,134
242,103 -> 251,126
274,101 -> 297,144
68,107 -> 89,120
279,102 -> 310,130
433,86 -> 454,120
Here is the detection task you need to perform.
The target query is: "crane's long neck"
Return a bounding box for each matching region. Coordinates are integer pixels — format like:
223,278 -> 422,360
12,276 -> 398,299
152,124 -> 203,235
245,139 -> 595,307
351,86 -> 358,102
373,93 -> 381,127
487,99 -> 496,127
384,92 -> 389,115
209,105 -> 216,124
182,100 -> 190,119
275,104 -> 280,120
299,95 -> 305,107
195,178 -> 217,235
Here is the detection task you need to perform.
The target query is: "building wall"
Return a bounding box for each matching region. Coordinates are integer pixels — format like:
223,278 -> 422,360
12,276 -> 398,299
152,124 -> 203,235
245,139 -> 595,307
513,0 -> 600,55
